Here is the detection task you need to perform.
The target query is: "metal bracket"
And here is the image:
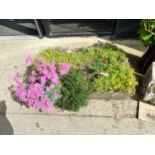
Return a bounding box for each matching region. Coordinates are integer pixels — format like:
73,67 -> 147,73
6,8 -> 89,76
34,19 -> 44,39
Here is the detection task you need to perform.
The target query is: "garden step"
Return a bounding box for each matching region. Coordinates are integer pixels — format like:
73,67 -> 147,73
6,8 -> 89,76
1,114 -> 155,135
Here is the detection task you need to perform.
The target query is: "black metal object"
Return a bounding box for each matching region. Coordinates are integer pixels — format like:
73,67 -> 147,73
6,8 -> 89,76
39,19 -> 141,38
114,19 -> 141,38
40,19 -> 51,37
139,45 -> 155,74
34,19 -> 44,39
0,19 -> 38,36
0,19 -> 141,39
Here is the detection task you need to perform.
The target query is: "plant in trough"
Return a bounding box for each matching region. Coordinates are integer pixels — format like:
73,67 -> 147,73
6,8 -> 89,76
56,70 -> 89,111
90,64 -> 137,94
13,56 -> 71,113
37,45 -> 137,94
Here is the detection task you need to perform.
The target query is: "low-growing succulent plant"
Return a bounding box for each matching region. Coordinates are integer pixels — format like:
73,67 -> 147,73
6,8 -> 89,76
38,44 -> 138,94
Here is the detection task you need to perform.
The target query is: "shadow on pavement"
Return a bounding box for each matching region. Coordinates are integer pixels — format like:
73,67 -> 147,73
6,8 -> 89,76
0,100 -> 14,135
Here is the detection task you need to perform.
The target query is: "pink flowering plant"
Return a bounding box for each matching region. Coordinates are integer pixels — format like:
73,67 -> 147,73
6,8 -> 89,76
13,56 -> 71,113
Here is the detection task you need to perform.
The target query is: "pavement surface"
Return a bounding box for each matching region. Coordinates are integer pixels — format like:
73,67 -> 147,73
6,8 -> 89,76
0,36 -> 154,135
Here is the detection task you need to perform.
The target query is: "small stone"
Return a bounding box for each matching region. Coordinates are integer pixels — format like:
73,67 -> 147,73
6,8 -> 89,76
35,122 -> 40,128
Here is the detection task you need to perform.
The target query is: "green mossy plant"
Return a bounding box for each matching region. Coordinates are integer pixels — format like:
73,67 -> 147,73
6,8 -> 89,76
37,44 -> 138,94
138,19 -> 155,45
56,70 -> 89,111
90,65 -> 137,94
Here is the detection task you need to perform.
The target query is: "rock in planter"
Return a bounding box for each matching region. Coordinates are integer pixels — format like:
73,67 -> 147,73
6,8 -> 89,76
142,62 -> 155,103
139,101 -> 155,123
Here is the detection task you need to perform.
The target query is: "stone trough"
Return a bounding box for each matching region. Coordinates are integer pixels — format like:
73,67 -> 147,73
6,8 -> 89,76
52,93 -> 138,119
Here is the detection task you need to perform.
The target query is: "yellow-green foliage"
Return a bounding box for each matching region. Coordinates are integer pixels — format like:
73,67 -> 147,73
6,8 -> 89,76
90,65 -> 137,94
37,44 -> 138,94
37,48 -> 95,69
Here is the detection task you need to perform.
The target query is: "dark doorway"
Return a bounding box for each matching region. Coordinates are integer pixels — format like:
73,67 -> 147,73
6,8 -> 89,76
41,19 -> 117,37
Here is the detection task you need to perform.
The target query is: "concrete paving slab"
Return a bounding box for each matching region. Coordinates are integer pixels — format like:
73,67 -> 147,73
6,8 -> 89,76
1,114 -> 155,135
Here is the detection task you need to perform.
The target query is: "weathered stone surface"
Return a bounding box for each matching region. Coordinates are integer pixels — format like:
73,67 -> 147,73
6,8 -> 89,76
1,95 -> 138,119
139,101 -> 155,123
52,98 -> 138,119
90,92 -> 134,100
3,114 -> 155,135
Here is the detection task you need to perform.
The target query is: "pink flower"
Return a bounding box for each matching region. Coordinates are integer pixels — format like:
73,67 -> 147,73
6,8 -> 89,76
48,61 -> 56,71
27,98 -> 33,106
50,73 -> 59,84
13,73 -> 22,83
44,98 -> 53,113
36,57 -> 46,64
33,100 -> 40,110
46,86 -> 51,92
28,75 -> 36,83
54,93 -> 61,99
59,63 -> 71,75
42,68 -> 49,76
15,83 -> 27,102
26,56 -> 33,65
40,76 -> 47,85
13,56 -> 71,113
36,64 -> 42,73
49,83 -> 55,89
47,69 -> 59,84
